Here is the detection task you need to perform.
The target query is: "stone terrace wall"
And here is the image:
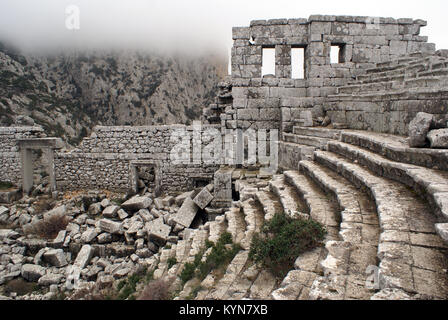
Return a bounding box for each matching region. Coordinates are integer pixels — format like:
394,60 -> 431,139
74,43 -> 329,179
227,15 -> 435,134
0,127 -> 46,186
55,125 -> 220,193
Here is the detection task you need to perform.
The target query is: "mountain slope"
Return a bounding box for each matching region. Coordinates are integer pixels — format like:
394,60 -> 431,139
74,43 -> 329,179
0,43 -> 226,145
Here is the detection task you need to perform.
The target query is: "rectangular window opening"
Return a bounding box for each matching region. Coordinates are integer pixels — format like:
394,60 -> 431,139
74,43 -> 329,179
331,44 -> 345,64
262,47 -> 275,77
291,47 -> 305,79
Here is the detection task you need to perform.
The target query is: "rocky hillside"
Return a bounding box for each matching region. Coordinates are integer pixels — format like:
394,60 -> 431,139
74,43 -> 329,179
0,42 -> 227,145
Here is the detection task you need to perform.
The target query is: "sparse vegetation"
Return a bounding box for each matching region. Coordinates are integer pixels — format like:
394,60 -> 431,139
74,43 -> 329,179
249,212 -> 326,277
138,278 -> 173,300
0,181 -> 14,190
179,232 -> 241,285
3,279 -> 41,296
23,214 -> 69,240
167,257 -> 177,269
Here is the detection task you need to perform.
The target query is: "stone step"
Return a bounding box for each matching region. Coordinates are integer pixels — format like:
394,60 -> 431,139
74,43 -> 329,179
313,150 -> 448,299
269,175 -> 307,217
340,130 -> 448,171
153,245 -> 177,279
225,207 -> 247,244
297,161 -> 380,300
222,264 -> 260,300
271,269 -> 318,300
283,170 -> 339,233
292,126 -> 342,140
205,250 -> 250,300
248,269 -> 278,300
283,133 -> 329,149
279,141 -> 315,169
328,87 -> 448,102
208,215 -> 228,244
185,228 -> 209,264
341,74 -> 448,94
255,190 -> 283,221
327,140 -> 448,227
364,55 -> 447,76
240,199 -> 265,249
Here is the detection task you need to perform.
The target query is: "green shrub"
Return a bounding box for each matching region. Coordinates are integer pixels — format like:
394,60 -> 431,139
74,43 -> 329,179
249,212 -> 326,277
180,232 -> 241,284
167,257 -> 177,269
180,262 -> 197,284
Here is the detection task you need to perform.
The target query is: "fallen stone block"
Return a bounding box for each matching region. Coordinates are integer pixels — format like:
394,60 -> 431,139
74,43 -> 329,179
52,230 -> 66,248
43,205 -> 66,220
99,219 -> 122,234
0,206 -> 8,215
97,233 -> 112,244
171,197 -> 199,228
428,129 -> 448,149
38,273 -> 63,286
102,205 -> 120,218
409,112 -> 434,147
105,243 -> 135,257
153,198 -> 164,210
162,196 -> 175,207
21,264 -> 45,282
43,249 -> 68,267
138,209 -> 153,222
88,203 -> 102,216
74,244 -> 93,269
193,187 -> 214,209
117,209 -> 129,220
146,217 -> 171,244
80,228 -> 98,243
121,195 -> 152,211
175,191 -> 193,206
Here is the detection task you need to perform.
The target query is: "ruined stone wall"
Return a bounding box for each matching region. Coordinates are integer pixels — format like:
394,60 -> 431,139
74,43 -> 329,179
0,127 -> 46,186
228,15 -> 435,134
54,125 -> 220,193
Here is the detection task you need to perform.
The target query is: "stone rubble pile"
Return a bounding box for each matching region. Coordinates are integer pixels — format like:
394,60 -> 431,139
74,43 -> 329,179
0,184 -> 216,300
409,112 -> 448,148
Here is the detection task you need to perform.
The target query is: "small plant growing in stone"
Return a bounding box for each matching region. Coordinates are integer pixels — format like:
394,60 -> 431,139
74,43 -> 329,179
167,257 -> 177,269
249,212 -> 326,277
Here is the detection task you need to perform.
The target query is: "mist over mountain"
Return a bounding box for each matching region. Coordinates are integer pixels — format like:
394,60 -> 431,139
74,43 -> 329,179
0,41 -> 227,145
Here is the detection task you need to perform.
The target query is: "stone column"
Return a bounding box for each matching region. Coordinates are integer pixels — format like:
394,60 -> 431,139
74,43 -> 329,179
20,148 -> 33,194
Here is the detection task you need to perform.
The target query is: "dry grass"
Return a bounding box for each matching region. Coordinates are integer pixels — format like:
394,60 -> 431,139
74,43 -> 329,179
137,278 -> 173,300
24,214 -> 69,239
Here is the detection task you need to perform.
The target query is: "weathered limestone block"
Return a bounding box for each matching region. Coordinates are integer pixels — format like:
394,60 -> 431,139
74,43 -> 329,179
21,264 -> 46,282
99,219 -> 122,234
0,206 -> 8,215
80,228 -> 98,243
428,129 -> 448,149
43,249 -> 68,267
193,187 -> 214,210
102,205 -> 120,218
88,203 -> 102,216
146,217 -> 171,243
38,273 -> 63,286
117,209 -> 129,220
171,197 -> 199,228
52,230 -> 66,248
43,205 -> 66,220
121,195 -> 153,211
409,112 -> 434,147
74,244 -> 93,269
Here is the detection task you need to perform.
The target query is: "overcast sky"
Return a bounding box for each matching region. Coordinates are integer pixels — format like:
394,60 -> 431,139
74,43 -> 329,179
0,0 -> 447,56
